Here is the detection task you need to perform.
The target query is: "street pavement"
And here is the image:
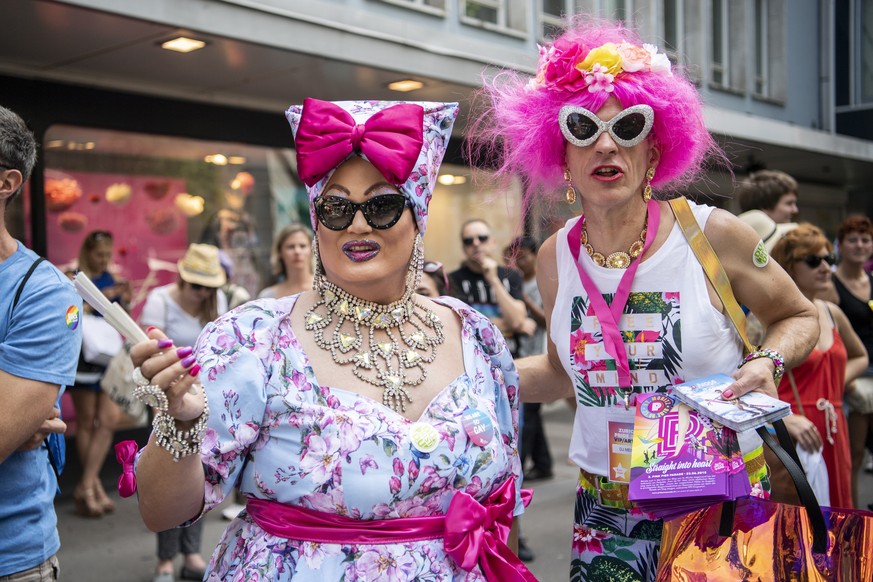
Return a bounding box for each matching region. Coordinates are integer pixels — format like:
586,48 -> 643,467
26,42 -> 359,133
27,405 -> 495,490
55,401 -> 873,581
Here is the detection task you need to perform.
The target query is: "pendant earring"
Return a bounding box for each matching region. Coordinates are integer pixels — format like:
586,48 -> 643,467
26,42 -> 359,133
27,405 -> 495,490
564,167 -> 577,205
405,233 -> 425,296
312,237 -> 326,292
643,166 -> 655,202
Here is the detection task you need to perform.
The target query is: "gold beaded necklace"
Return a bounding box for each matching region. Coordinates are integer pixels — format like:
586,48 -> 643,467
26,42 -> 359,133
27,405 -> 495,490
304,235 -> 445,412
582,212 -> 648,269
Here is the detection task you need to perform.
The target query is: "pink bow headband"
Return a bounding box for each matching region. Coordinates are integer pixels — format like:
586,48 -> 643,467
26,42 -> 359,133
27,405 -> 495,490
295,99 -> 424,187
286,98 -> 459,234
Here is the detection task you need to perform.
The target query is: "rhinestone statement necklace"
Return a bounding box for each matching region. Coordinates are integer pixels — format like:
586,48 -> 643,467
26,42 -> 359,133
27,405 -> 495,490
304,241 -> 444,412
582,212 -> 648,269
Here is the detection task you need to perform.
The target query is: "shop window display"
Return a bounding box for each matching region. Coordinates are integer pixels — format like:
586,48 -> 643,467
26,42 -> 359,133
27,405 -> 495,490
41,126 -> 306,319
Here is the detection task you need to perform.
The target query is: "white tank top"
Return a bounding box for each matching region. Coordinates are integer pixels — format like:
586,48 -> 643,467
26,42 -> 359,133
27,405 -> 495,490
551,201 -> 758,477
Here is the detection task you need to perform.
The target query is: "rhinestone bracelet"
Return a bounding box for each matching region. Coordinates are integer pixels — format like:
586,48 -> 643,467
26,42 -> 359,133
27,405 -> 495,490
133,384 -> 169,412
738,348 -> 785,385
152,387 -> 209,462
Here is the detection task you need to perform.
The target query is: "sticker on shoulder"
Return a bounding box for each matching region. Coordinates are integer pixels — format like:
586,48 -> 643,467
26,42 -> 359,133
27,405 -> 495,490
752,240 -> 769,268
65,305 -> 80,329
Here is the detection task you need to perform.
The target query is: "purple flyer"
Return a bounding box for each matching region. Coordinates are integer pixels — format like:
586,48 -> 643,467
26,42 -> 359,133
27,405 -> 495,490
629,392 -> 729,502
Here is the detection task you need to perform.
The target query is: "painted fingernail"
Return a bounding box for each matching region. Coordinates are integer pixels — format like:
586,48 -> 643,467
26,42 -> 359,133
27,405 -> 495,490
146,326 -> 156,333
722,390 -> 734,399
188,364 -> 201,377
157,339 -> 174,349
180,355 -> 196,368
176,346 -> 193,358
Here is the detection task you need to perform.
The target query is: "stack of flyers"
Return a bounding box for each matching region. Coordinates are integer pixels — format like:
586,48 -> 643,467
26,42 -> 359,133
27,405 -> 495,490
628,392 -> 751,520
671,373 -> 791,432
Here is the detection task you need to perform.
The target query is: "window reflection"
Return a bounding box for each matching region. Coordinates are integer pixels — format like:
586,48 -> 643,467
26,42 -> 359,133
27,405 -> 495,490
42,125 -> 304,318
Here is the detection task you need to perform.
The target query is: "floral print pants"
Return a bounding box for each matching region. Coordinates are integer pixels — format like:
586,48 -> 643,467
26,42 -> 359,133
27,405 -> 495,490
570,447 -> 770,582
570,486 -> 661,582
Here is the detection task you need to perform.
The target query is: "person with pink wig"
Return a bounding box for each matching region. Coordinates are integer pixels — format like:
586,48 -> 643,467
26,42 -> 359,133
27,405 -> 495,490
472,17 -> 819,580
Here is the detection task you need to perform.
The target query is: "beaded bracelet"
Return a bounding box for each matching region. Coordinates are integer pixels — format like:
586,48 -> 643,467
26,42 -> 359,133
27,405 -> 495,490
738,348 -> 785,385
152,386 -> 209,462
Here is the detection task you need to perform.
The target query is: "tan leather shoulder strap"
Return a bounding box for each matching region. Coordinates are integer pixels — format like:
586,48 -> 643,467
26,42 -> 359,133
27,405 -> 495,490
787,370 -> 806,416
668,196 -> 755,354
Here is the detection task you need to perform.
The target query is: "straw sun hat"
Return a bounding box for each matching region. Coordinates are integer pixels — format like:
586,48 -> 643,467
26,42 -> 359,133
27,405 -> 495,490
177,244 -> 227,288
737,210 -> 798,254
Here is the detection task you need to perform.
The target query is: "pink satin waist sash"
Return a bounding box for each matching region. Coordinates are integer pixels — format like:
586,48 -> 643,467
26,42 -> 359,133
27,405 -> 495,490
246,497 -> 444,544
246,477 -> 535,581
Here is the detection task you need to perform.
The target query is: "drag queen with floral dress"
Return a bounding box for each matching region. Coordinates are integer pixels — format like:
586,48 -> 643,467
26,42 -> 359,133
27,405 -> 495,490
129,99 -> 533,581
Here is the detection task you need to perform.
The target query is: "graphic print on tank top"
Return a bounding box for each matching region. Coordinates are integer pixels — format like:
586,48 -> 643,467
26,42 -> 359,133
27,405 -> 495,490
569,290 -> 683,407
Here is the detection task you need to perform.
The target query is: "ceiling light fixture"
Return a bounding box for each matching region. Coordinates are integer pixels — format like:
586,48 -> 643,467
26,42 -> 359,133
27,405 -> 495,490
388,79 -> 424,92
438,174 -> 467,186
204,154 -> 228,165
161,37 -> 207,53
227,156 -> 247,165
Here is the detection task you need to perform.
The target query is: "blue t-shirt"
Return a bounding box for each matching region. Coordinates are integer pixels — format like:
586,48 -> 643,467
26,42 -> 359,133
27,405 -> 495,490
0,241 -> 82,575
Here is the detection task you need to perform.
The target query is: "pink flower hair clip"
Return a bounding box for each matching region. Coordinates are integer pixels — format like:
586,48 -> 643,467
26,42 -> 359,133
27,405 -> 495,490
584,63 -> 615,93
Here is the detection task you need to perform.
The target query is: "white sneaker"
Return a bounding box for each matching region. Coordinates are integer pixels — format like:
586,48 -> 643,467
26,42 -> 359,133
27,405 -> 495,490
221,503 -> 245,521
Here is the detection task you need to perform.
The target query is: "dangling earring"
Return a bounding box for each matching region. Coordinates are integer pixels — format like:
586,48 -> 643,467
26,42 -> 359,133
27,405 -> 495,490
404,233 -> 425,295
643,167 -> 655,202
312,237 -> 326,292
564,167 -> 577,205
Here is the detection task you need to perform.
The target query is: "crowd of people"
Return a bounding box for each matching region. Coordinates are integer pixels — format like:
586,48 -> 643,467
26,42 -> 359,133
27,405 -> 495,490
2,14 -> 873,582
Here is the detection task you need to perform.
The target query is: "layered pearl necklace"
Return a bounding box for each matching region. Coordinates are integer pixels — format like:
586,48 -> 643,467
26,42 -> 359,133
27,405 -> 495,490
304,236 -> 445,412
582,211 -> 649,269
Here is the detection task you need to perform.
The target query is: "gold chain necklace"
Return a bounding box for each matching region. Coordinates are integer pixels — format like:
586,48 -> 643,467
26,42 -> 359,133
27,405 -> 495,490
582,212 -> 648,269
304,235 -> 445,412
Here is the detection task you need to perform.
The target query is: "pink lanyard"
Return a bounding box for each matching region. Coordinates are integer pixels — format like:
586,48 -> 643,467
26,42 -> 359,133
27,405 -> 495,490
567,198 -> 661,409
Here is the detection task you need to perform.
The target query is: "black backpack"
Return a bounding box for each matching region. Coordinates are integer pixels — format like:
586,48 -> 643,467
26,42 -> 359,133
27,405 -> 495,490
10,256 -> 63,480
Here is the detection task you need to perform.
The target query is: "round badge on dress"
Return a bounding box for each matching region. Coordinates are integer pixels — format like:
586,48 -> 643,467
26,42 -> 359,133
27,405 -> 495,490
461,409 -> 494,446
409,422 -> 440,454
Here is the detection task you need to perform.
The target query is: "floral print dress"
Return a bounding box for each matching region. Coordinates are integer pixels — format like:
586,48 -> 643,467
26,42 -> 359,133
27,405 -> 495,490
192,295 -> 523,581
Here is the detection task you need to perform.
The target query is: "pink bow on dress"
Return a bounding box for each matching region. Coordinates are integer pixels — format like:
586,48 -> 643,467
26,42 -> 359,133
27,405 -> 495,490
294,98 -> 424,187
444,478 -> 536,582
115,440 -> 139,498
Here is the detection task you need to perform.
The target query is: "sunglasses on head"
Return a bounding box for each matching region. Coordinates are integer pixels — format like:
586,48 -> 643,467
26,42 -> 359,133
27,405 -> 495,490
423,260 -> 444,274
87,230 -> 112,242
798,253 -> 837,268
559,104 -> 655,148
423,260 -> 449,290
314,194 -> 408,231
462,234 -> 489,246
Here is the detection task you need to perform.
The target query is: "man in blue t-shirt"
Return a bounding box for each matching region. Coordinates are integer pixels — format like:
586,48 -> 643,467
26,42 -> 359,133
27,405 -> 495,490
0,105 -> 82,580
